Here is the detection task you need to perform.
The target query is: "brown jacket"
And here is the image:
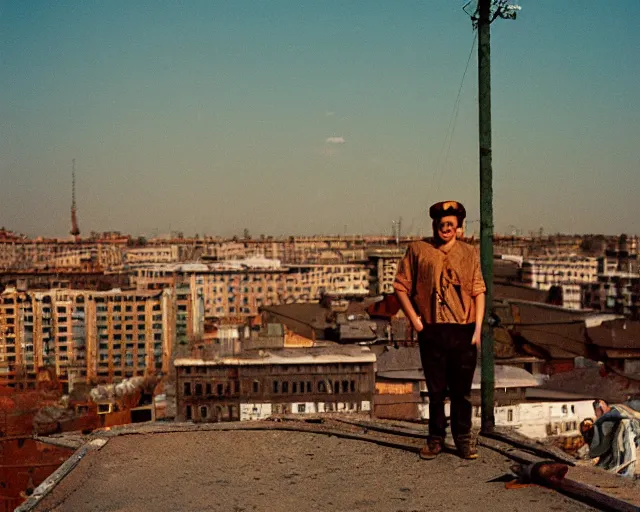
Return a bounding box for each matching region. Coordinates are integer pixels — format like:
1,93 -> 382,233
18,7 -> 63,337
393,239 -> 486,324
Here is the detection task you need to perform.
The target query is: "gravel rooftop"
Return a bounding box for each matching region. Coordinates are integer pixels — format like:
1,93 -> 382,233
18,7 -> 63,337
35,429 -> 595,512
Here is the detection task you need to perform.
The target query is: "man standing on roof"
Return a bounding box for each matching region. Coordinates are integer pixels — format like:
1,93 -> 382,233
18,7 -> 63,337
394,201 -> 486,460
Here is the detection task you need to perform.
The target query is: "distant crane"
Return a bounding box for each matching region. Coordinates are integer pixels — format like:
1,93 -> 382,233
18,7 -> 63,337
70,158 -> 81,241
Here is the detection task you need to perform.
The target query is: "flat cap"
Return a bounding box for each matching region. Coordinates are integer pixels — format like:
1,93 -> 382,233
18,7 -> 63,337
429,200 -> 466,221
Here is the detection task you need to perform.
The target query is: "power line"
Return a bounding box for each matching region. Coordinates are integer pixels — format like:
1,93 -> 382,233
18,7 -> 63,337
430,33 -> 477,197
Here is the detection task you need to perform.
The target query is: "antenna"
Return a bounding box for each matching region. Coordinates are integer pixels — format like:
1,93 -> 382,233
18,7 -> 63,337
392,218 -> 402,246
70,158 -> 81,240
463,1 -> 521,28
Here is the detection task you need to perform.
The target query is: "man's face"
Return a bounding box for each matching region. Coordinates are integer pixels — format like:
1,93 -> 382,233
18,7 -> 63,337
435,215 -> 459,243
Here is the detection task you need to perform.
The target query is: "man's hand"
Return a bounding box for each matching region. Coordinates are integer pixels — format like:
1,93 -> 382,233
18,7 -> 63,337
412,315 -> 424,333
471,327 -> 482,347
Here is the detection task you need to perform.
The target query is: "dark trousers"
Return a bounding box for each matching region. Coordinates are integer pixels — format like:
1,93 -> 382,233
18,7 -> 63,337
418,323 -> 477,439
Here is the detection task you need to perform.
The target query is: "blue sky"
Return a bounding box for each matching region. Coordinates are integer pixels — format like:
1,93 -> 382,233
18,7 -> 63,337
1,1 -> 638,238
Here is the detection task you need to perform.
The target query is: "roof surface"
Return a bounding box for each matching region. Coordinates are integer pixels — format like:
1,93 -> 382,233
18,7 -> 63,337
377,364 -> 539,390
34,427 -> 595,512
587,319 -> 640,349
174,346 -> 377,366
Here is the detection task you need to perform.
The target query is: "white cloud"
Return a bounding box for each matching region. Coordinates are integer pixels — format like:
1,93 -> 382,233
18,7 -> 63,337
325,136 -> 345,144
325,111 -> 335,117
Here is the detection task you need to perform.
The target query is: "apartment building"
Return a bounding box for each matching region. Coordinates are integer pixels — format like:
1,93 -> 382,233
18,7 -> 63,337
0,286 -> 199,390
199,237 -> 370,264
582,273 -> 640,318
0,240 -> 124,271
522,256 -> 599,289
124,245 -> 180,265
599,234 -> 639,275
366,248 -> 405,295
192,268 -> 286,318
133,259 -> 370,319
285,264 -> 370,300
520,256 -> 598,309
201,241 -> 248,261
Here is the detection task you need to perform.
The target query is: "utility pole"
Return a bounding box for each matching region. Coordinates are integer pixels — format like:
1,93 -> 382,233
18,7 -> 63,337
478,0 -> 495,435
465,0 -> 519,433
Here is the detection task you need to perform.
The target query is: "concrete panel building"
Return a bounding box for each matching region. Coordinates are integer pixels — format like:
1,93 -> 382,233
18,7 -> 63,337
521,256 -> 598,309
0,286 -> 202,390
133,259 -> 370,320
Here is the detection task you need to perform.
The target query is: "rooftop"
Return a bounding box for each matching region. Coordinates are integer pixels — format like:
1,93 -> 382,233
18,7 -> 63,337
33,425 -> 596,512
377,364 -> 540,389
587,319 -> 640,350
540,367 -> 640,403
174,345 -> 377,366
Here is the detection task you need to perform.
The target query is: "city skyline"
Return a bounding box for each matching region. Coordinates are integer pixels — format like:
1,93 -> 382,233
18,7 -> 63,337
1,1 -> 639,238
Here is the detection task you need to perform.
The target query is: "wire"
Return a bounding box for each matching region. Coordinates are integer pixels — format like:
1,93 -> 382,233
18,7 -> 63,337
500,320 -> 586,327
430,32 -> 477,199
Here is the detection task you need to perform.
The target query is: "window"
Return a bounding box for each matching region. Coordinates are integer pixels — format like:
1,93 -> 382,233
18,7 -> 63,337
342,380 -> 349,393
333,381 -> 340,393
507,409 -> 514,422
195,383 -> 203,396
350,380 -> 356,393
206,383 -> 212,395
306,382 -> 312,393
200,406 -> 208,419
292,382 -> 298,394
217,383 -> 224,396
184,382 -> 192,396
186,405 -> 192,420
234,380 -> 240,393
273,381 -> 279,393
253,381 -> 259,393
282,381 -> 289,393
318,381 -> 326,393
297,404 -> 306,413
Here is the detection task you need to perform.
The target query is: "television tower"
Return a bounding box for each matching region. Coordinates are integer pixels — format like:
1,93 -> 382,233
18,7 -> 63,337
70,158 -> 81,241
